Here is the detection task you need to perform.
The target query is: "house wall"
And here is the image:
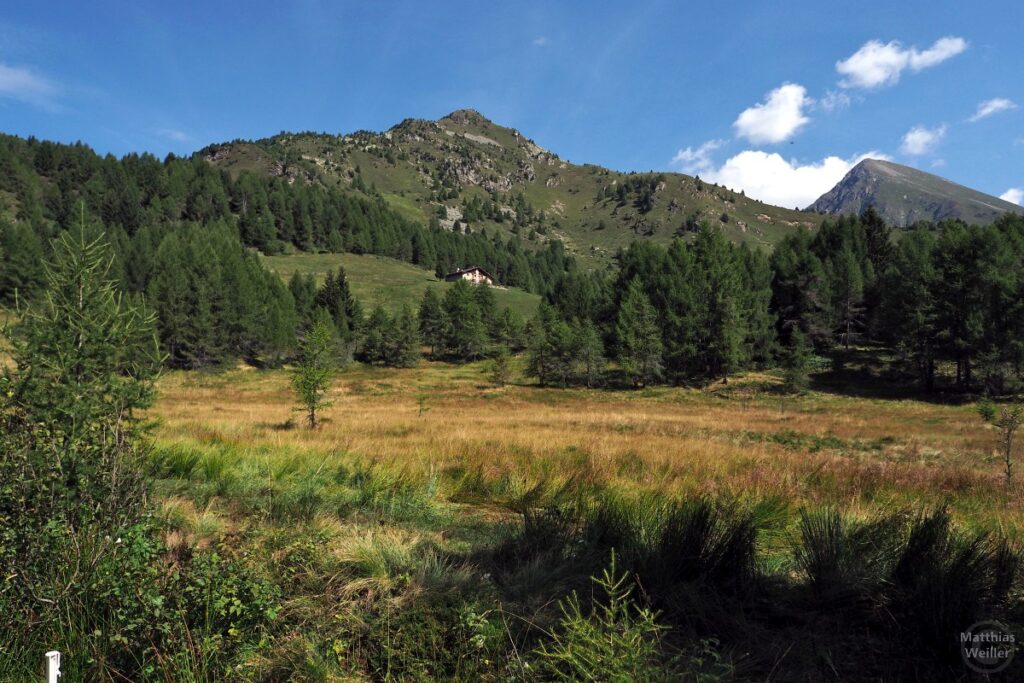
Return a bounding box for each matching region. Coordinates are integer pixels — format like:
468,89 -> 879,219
462,270 -> 491,285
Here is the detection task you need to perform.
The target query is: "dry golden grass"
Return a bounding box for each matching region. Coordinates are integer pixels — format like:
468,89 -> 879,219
150,361 -> 1024,537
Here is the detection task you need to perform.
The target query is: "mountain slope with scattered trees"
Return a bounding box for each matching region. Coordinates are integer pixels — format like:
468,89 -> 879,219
200,109 -> 820,264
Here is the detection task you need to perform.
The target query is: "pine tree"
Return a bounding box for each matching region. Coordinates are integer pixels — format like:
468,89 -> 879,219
291,318 -> 337,428
616,278 -> 662,387
0,227 -> 163,662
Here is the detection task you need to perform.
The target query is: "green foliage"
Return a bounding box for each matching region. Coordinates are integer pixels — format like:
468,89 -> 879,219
291,318 -> 337,428
147,222 -> 296,367
782,328 -> 812,393
0,218 -> 45,303
440,279 -> 490,361
0,228 -> 161,563
794,507 -> 1021,670
488,347 -> 513,386
360,303 -> 420,367
978,399 -> 1022,487
418,285 -> 446,357
0,229 -> 280,680
615,277 -> 662,387
525,304 -> 606,387
537,555 -> 679,682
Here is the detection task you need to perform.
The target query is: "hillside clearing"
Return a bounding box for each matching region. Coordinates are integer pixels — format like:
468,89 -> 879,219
262,252 -> 541,318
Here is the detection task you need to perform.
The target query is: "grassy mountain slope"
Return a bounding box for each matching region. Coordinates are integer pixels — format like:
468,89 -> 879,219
808,158 -> 1022,227
203,110 -> 819,265
262,252 -> 540,318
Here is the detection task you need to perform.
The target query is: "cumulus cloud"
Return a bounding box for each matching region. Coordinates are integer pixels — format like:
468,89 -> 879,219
900,124 -> 947,155
836,36 -> 967,89
701,150 -> 889,209
1000,188 -> 1023,206
671,139 -> 726,174
969,98 -> 1017,122
733,83 -> 811,144
0,61 -> 57,106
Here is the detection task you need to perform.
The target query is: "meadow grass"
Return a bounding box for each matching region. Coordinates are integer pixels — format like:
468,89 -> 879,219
261,252 -> 541,317
137,360 -> 1024,680
150,361 -> 1022,537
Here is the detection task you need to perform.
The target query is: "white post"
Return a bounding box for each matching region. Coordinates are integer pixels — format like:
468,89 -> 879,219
44,651 -> 61,682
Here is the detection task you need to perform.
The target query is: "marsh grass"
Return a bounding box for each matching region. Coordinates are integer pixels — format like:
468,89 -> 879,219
133,361 -> 1024,680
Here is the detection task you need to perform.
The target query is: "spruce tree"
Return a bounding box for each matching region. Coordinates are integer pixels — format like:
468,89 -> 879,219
495,306 -> 527,351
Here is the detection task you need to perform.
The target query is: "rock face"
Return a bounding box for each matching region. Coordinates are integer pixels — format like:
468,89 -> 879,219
808,159 -> 1021,226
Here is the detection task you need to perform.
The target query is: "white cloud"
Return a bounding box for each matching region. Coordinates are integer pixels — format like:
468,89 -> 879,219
900,124 -> 947,155
158,128 -> 191,143
671,139 -> 726,174
969,98 -> 1017,122
1000,188 -> 1023,206
836,36 -> 967,89
0,61 -> 57,106
930,158 -> 946,169
733,83 -> 811,144
701,150 -> 890,209
818,90 -> 851,112
532,36 -> 548,47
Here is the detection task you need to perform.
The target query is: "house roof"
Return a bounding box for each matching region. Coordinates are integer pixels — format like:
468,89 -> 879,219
446,266 -> 494,280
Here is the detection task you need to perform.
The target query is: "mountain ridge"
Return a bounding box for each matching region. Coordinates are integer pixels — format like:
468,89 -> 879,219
200,109 -> 820,264
808,158 -> 1021,226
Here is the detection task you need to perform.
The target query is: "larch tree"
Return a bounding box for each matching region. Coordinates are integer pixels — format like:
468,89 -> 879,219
291,317 -> 337,428
615,277 -> 663,388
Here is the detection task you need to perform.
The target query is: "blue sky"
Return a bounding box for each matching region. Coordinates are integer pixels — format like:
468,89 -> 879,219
1,1 -> 1021,208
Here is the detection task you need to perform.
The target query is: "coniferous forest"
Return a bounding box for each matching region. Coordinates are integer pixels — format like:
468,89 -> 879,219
3,124 -> 1024,682
4,133 -> 1024,396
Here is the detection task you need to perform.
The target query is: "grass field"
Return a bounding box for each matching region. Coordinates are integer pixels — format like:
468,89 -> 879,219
262,252 -> 541,318
151,361 -> 1021,539
140,360 -> 1023,679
